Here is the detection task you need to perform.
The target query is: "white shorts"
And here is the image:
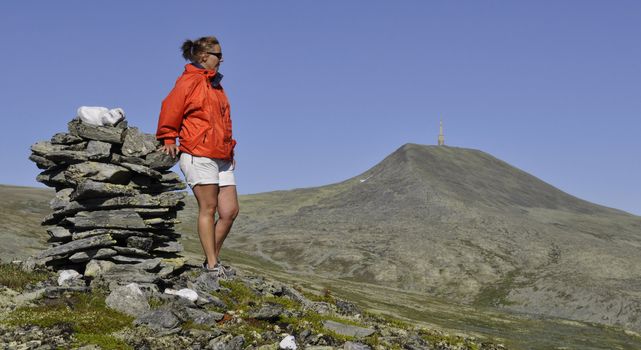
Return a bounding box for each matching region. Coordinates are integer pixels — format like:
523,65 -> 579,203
178,152 -> 236,188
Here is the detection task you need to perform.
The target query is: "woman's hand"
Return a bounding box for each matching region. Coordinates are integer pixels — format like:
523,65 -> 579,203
160,144 -> 179,158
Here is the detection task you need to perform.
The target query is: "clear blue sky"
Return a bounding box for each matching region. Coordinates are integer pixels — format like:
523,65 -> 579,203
1,1 -> 639,215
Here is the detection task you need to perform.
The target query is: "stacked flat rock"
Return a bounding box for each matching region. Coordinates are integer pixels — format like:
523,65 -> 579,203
28,115 -> 187,271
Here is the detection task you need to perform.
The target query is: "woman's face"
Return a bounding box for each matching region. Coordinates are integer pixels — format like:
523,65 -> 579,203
200,44 -> 223,71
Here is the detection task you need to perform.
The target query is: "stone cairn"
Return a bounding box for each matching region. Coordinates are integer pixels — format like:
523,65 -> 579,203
28,114 -> 187,282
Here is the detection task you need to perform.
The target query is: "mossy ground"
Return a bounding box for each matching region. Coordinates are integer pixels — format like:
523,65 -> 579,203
2,290 -> 134,349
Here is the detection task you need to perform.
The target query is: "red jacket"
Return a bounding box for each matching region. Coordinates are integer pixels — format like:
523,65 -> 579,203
156,64 -> 236,159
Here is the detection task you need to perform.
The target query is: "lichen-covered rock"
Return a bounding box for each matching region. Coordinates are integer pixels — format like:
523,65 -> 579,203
65,161 -> 131,184
68,117 -> 125,144
144,150 -> 179,170
65,209 -> 147,230
122,127 -> 160,157
69,248 -> 117,263
70,179 -> 138,200
106,283 -> 150,317
37,234 -> 116,258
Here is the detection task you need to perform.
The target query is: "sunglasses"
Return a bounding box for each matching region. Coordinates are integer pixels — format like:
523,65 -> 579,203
207,51 -> 223,60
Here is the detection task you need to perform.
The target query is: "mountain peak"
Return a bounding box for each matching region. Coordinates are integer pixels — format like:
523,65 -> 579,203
351,143 -> 622,216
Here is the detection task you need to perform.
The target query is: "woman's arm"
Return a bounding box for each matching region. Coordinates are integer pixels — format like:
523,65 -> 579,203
156,78 -> 196,149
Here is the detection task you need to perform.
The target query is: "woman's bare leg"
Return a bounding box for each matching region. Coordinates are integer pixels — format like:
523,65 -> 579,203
192,184 -> 219,269
214,185 -> 239,258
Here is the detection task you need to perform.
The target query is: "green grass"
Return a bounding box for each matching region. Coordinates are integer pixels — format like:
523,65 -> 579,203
0,262 -> 51,291
3,291 -> 134,349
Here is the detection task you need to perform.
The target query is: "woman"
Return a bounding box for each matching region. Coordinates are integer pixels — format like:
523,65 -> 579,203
156,36 -> 239,277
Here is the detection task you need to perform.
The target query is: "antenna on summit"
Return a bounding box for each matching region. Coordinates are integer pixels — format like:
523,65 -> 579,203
438,119 -> 445,146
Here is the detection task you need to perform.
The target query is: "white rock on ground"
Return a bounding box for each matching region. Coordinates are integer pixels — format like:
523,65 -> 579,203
279,335 -> 297,349
164,288 -> 198,302
57,270 -> 82,286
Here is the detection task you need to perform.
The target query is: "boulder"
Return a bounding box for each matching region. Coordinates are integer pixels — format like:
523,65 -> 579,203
134,308 -> 181,331
57,269 -> 82,286
105,283 -> 150,317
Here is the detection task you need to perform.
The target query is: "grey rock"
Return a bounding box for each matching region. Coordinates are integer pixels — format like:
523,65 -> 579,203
336,299 -> 361,316
248,302 -> 284,321
51,132 -> 84,145
50,188 -> 73,210
29,153 -> 56,169
208,334 -> 245,350
45,150 -> 90,164
111,153 -> 146,166
153,241 -> 183,253
64,161 -> 131,184
100,265 -> 160,284
343,342 -> 371,350
322,320 -> 375,338
122,127 -> 160,157
127,236 -> 154,251
46,227 -> 71,242
56,191 -> 185,217
134,207 -> 172,216
282,285 -> 312,308
72,228 -> 151,241
70,179 -> 138,201
110,255 -> 149,264
67,117 -> 125,144
191,272 -> 221,293
134,308 -> 181,330
65,209 -> 146,230
37,167 -> 74,188
106,283 -> 150,317
135,258 -> 162,271
37,234 -> 116,258
69,248 -> 117,263
184,307 -> 224,325
119,162 -> 162,179
84,259 -> 116,277
85,140 -> 112,160
310,301 -> 332,315
160,171 -> 182,183
31,140 -> 67,155
144,150 -> 179,171
113,246 -> 152,257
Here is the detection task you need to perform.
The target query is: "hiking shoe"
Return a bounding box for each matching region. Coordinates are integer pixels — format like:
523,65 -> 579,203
202,262 -> 229,280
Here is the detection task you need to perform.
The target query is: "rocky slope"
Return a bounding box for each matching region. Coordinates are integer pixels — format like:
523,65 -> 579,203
209,144 -> 641,332
0,260 -> 506,350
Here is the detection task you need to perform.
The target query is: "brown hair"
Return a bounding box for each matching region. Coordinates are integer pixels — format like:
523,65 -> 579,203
181,36 -> 220,62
